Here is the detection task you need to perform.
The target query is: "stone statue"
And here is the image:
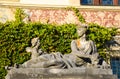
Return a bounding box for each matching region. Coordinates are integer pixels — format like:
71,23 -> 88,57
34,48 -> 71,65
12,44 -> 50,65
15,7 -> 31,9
26,37 -> 46,59
15,24 -> 100,69
5,24 -> 115,79
70,24 -> 99,66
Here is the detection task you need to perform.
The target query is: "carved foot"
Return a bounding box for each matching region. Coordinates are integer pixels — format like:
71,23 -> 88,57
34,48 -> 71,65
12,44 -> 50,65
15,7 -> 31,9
5,66 -> 14,70
14,63 -> 19,68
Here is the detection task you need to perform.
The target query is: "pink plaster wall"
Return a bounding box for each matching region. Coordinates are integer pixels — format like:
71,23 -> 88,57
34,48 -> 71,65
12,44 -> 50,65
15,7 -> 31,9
80,10 -> 120,28
26,9 -> 120,28
26,9 -> 79,24
0,8 -> 120,28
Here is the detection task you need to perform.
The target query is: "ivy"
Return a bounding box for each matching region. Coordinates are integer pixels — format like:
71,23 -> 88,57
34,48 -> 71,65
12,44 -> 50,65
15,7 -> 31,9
66,7 -> 86,23
15,8 -> 26,23
87,23 -> 117,61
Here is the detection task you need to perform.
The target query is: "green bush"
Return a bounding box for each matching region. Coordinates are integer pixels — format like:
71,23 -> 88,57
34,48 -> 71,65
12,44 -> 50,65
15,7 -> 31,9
87,23 -> 117,59
87,23 -> 117,49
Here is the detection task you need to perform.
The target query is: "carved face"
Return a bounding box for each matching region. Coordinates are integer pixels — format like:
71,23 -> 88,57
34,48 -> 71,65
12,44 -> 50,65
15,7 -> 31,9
77,27 -> 86,37
76,24 -> 87,37
31,37 -> 39,47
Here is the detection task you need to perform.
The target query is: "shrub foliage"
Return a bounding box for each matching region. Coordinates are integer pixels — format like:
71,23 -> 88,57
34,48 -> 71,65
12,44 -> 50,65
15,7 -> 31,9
87,23 -> 117,59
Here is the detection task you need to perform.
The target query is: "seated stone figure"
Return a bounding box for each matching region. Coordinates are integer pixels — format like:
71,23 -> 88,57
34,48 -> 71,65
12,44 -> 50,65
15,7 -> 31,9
70,24 -> 99,66
17,24 -> 100,69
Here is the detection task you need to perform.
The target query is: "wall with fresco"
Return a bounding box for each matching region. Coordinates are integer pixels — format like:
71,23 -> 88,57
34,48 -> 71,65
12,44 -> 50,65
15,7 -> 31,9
80,10 -> 120,28
0,7 -> 120,28
24,9 -> 79,24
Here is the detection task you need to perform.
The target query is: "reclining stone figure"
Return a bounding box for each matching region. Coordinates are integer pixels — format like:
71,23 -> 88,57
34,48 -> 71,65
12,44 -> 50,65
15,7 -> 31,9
15,24 -> 100,69
5,24 -> 110,70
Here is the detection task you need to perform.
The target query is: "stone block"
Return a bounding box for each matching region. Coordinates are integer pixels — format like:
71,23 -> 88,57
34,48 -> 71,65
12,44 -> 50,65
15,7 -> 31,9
5,68 -> 118,79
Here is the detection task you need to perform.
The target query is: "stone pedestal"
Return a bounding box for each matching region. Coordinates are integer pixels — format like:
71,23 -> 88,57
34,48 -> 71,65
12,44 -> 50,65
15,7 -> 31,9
6,67 -> 117,79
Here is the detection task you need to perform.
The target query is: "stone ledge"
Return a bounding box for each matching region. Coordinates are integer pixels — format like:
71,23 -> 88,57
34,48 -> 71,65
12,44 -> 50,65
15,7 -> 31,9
1,2 -> 120,10
0,0 -> 80,6
5,68 -> 117,79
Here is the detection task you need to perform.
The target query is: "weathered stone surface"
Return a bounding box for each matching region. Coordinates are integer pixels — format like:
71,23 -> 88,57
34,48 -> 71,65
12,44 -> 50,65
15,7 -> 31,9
113,36 -> 120,45
5,68 -> 117,79
108,35 -> 120,57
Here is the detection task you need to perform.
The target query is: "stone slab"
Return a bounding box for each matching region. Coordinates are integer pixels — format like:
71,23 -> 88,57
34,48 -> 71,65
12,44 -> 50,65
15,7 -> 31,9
5,68 -> 118,79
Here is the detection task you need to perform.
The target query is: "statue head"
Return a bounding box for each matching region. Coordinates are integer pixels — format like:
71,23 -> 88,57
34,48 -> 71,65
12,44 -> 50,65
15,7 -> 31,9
31,37 -> 40,47
76,24 -> 88,37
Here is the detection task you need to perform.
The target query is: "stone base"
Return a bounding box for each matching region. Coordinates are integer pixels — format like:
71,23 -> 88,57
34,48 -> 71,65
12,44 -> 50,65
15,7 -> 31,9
5,68 -> 118,79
